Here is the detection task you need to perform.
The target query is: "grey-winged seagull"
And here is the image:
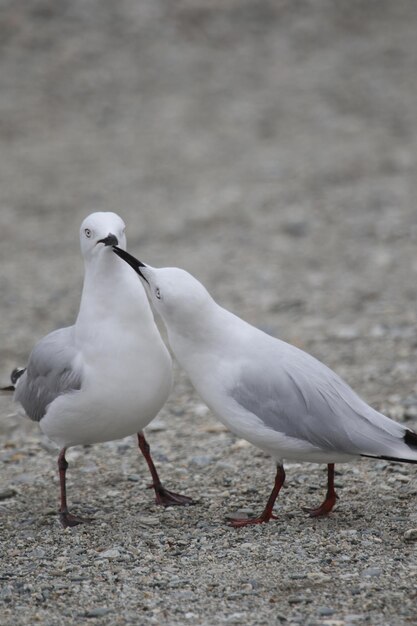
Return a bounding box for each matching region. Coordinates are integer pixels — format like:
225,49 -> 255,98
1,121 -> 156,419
112,246 -> 417,527
7,212 -> 192,528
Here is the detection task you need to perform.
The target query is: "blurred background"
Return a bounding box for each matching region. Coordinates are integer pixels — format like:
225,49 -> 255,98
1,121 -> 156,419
1,0 -> 417,402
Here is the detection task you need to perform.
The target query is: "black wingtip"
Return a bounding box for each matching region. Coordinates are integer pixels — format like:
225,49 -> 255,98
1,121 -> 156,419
361,448 -> 417,465
404,429 -> 417,448
360,427 -> 417,464
1,367 -> 25,393
11,367 -> 25,385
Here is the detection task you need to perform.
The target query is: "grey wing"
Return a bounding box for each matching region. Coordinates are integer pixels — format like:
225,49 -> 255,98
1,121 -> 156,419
230,345 -> 405,457
14,326 -> 83,422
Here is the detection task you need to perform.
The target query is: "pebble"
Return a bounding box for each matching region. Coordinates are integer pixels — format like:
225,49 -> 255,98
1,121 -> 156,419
96,548 -> 121,560
403,528 -> 417,542
288,596 -> 312,605
145,419 -> 167,432
85,607 -> 111,618
362,567 -> 382,577
216,462 -> 236,471
127,474 -> 140,482
137,516 -> 160,526
190,455 -> 213,467
0,487 -> 16,500
225,509 -> 255,520
193,404 -> 210,417
318,607 -> 335,616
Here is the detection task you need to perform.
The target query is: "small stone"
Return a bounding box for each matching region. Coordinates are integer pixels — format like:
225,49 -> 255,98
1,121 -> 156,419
403,528 -> 417,542
146,419 -> 167,432
230,439 -> 251,450
225,509 -> 255,520
404,406 -> 417,420
0,488 -> 16,501
225,613 -> 246,623
137,516 -> 159,526
362,567 -> 382,577
199,423 -> 228,433
190,455 -> 212,467
318,607 -> 335,616
97,548 -> 121,560
85,607 -> 111,618
216,462 -> 235,471
193,404 -> 210,417
127,474 -> 140,482
30,548 -> 46,559
288,595 -> 310,604
396,474 -> 410,483
307,573 -> 331,583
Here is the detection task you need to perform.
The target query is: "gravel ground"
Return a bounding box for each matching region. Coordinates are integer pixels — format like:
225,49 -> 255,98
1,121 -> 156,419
1,1 -> 417,625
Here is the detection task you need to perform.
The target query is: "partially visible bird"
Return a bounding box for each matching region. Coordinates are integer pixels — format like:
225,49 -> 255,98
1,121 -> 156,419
113,246 -> 417,527
5,212 -> 192,528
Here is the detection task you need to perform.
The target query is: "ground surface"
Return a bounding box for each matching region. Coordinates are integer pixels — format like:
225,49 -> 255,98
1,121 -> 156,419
0,1 -> 417,625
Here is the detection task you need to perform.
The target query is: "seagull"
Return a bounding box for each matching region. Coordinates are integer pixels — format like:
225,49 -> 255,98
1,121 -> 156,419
112,246 -> 417,527
6,212 -> 192,528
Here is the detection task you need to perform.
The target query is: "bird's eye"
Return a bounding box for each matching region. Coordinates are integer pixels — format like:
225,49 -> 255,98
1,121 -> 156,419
84,228 -> 92,239
155,287 -> 161,300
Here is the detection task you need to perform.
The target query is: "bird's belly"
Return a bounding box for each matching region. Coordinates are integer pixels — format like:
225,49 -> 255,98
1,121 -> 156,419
220,411 -> 355,463
40,388 -> 168,447
40,355 -> 172,448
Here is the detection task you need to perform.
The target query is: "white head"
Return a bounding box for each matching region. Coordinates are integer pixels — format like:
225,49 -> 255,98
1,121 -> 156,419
112,247 -> 214,331
80,212 -> 127,261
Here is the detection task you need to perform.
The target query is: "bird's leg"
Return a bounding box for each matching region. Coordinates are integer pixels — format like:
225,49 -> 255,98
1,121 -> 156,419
303,463 -> 338,517
229,464 -> 285,528
58,448 -> 91,528
137,433 -> 194,506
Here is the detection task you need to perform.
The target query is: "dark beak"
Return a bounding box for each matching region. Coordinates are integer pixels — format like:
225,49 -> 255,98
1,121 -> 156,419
98,233 -> 119,247
112,246 -> 149,285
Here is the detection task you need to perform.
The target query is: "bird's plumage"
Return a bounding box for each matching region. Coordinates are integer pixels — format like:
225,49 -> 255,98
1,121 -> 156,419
112,249 -> 417,466
228,339 -> 414,463
14,326 -> 82,422
13,215 -> 173,450
7,214 -> 194,527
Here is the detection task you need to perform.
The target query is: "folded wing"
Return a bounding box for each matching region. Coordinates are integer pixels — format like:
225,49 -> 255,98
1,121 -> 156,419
230,342 -> 416,460
14,326 -> 83,422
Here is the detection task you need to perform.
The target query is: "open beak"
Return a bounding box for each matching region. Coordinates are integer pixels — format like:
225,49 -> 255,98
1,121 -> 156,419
98,233 -> 119,247
112,246 -> 149,285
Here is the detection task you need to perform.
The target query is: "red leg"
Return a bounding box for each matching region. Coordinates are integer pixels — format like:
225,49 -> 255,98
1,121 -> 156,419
303,463 -> 338,517
58,448 -> 91,528
229,464 -> 285,528
137,433 -> 193,506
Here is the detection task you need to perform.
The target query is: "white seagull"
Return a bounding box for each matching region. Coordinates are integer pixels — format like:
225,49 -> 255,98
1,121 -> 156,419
113,247 -> 417,527
7,212 -> 192,528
